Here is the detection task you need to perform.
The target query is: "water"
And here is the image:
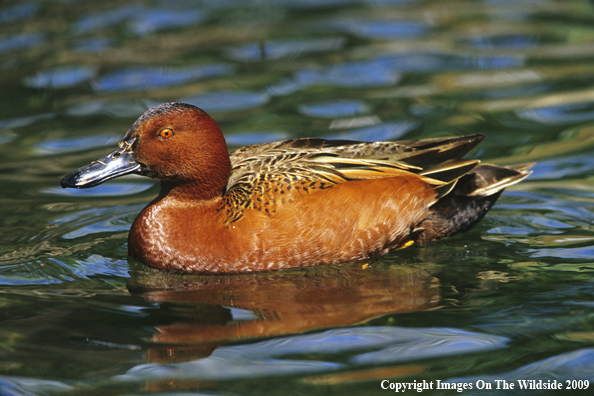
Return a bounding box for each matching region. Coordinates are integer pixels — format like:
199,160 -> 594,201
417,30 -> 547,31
1,0 -> 594,394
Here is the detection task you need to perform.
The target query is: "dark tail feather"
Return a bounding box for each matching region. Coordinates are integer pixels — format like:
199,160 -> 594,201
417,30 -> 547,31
415,162 -> 533,242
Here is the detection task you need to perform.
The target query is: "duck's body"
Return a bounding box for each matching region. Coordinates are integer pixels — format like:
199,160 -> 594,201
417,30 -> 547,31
62,102 -> 532,273
129,175 -> 434,272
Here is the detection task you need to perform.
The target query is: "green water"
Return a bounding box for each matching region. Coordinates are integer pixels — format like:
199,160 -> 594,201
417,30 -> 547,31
2,0 -> 594,395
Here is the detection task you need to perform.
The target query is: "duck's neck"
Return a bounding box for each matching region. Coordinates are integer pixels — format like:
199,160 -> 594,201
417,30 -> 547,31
155,145 -> 232,202
158,179 -> 227,202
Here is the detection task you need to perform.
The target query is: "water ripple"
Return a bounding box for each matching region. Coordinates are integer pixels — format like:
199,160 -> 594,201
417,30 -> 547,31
525,246 -> 594,260
224,37 -> 346,62
114,327 -> 508,382
24,66 -> 97,89
0,376 -> 73,396
49,205 -> 144,239
128,9 -> 206,35
351,328 -> 508,365
373,52 -> 525,73
93,64 -> 234,92
66,100 -> 157,118
0,113 -> 55,131
72,4 -> 145,34
51,255 -> 129,279
74,5 -> 206,35
330,18 -> 430,39
295,61 -> 402,88
299,100 -> 370,118
0,2 -> 39,23
35,134 -> 123,155
226,131 -> 290,146
73,37 -> 112,53
516,102 -> 594,125
0,32 -> 45,54
447,348 -> 594,393
183,91 -> 270,112
43,182 -> 154,198
465,34 -> 540,49
323,121 -> 418,141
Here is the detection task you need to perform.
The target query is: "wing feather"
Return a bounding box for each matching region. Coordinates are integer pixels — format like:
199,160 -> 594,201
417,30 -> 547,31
221,134 -> 523,223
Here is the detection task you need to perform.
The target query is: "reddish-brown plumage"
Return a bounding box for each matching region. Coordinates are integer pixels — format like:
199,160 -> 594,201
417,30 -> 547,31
61,102 -> 533,273
128,175 -> 436,272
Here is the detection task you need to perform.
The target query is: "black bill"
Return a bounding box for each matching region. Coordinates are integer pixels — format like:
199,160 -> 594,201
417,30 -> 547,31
61,138 -> 141,189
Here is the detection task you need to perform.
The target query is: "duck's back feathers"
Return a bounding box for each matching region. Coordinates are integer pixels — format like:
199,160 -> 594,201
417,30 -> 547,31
223,134 -> 531,229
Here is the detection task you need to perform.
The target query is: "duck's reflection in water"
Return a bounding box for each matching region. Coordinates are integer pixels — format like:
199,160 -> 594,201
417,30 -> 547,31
127,260 -> 441,363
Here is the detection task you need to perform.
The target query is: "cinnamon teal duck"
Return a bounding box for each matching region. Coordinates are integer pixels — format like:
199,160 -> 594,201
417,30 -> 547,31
61,102 -> 533,273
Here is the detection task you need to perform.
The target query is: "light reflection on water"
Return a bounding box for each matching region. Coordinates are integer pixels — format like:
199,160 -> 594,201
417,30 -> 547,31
1,0 -> 594,394
115,327 -> 508,382
447,348 -> 594,396
94,64 -> 235,92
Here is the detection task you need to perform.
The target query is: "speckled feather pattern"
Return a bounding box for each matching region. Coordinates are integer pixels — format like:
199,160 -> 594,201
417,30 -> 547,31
219,136 -> 484,224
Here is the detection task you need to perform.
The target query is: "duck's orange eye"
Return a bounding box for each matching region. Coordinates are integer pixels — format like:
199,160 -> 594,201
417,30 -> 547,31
158,128 -> 175,140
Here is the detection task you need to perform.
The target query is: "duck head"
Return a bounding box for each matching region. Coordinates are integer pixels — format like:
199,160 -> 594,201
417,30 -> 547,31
61,102 -> 232,200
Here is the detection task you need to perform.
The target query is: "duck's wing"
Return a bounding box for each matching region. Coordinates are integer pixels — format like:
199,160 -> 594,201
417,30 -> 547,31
221,135 -> 490,223
228,134 -> 485,185
229,134 -> 483,166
